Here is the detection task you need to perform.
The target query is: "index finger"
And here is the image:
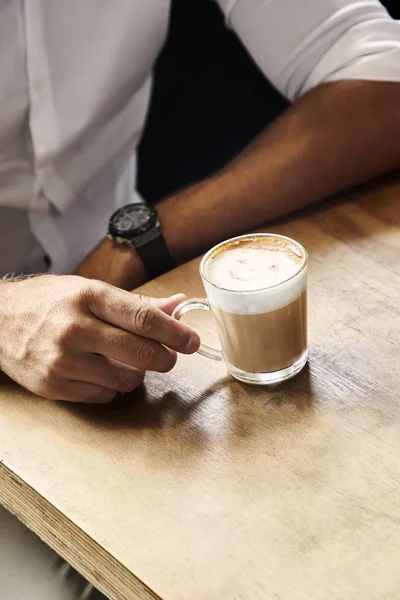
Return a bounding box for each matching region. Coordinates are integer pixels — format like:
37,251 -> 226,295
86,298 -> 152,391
87,284 -> 200,354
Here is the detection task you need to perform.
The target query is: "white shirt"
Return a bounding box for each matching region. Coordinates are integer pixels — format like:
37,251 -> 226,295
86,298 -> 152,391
1,0 -> 400,275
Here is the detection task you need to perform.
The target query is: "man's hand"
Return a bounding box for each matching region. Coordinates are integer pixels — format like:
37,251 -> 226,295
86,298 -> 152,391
0,275 -> 199,403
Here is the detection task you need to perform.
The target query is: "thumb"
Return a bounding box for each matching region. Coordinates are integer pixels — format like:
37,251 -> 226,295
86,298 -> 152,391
138,293 -> 187,316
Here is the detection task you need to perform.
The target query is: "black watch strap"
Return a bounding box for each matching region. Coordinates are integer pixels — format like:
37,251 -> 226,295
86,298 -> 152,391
134,234 -> 173,279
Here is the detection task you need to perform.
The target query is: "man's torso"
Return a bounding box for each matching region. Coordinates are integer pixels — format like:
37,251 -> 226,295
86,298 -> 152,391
0,1 -> 171,275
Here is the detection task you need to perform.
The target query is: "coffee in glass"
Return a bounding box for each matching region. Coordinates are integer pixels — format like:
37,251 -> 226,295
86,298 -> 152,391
173,233 -> 308,385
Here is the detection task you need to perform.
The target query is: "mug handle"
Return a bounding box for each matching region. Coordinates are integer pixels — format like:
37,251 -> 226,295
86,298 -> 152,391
172,298 -> 223,361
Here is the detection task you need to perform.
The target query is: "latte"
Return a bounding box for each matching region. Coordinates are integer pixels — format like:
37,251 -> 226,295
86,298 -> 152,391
203,235 -> 307,376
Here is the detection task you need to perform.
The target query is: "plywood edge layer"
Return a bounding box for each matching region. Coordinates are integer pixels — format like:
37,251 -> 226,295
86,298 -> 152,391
0,462 -> 160,600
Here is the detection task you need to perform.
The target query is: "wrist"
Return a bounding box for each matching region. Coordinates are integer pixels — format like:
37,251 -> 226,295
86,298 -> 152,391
77,237 -> 148,290
107,202 -> 173,283
109,238 -> 149,289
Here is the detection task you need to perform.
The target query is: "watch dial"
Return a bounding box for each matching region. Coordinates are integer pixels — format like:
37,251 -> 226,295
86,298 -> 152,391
112,204 -> 157,238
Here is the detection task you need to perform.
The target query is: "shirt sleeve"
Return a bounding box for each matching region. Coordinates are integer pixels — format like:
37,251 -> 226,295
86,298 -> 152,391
215,0 -> 400,101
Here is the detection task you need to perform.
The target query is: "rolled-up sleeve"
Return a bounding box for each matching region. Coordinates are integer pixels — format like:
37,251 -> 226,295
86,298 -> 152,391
215,0 -> 400,101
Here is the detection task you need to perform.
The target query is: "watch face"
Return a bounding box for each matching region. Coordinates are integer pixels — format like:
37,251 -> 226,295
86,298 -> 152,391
109,204 -> 158,239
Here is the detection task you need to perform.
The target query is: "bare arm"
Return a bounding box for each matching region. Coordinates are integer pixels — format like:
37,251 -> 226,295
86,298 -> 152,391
159,80 -> 400,262
77,79 -> 400,287
78,0 -> 400,286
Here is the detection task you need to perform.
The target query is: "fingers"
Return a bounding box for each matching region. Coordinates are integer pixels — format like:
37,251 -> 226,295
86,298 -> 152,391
0,276 -> 194,405
78,323 -> 178,372
41,355 -> 145,403
67,355 -> 146,391
140,293 -> 187,316
53,381 -> 118,404
51,308 -> 178,373
88,285 -> 200,354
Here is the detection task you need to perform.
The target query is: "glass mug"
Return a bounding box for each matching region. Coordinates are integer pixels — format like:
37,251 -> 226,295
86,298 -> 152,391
173,233 -> 308,385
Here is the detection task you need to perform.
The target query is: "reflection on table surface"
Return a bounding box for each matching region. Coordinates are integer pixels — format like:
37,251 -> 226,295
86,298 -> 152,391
1,172 -> 400,600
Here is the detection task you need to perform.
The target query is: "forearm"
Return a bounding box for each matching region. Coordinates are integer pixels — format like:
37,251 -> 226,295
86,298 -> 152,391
159,80 -> 400,263
77,79 -> 400,288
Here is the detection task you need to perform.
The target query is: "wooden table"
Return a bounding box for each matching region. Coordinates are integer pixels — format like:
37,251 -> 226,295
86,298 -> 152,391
1,174 -> 400,600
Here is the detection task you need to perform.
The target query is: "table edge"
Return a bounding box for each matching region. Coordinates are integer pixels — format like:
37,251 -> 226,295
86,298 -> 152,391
0,461 -> 161,600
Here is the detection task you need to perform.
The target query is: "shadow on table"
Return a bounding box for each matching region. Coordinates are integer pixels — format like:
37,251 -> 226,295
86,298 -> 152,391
65,362 -> 315,438
65,375 -> 230,430
245,362 -> 315,412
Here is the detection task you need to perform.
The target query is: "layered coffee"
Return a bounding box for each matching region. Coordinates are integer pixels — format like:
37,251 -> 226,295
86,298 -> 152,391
203,235 -> 307,374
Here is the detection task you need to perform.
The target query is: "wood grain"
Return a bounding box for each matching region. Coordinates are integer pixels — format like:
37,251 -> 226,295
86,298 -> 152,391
1,173 -> 400,600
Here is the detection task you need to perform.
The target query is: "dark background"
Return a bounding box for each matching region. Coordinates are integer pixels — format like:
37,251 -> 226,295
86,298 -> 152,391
137,0 -> 400,204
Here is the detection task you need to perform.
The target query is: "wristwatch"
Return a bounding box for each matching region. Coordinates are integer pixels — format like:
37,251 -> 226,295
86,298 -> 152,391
108,203 -> 173,278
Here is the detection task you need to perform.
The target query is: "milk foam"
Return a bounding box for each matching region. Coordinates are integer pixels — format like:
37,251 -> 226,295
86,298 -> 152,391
205,245 -> 301,291
201,235 -> 307,315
